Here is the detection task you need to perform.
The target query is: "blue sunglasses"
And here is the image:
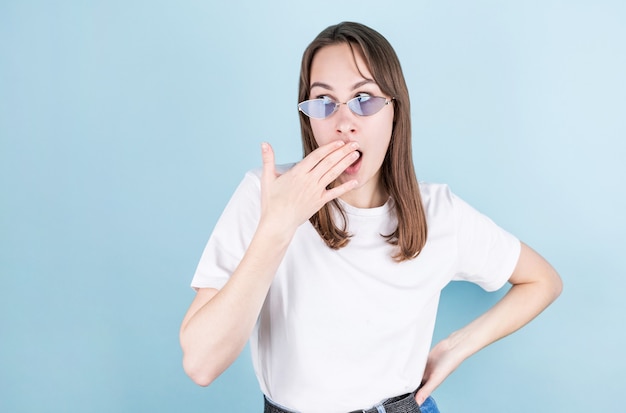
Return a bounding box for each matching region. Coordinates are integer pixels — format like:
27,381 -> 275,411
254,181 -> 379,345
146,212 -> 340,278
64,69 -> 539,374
298,95 -> 394,119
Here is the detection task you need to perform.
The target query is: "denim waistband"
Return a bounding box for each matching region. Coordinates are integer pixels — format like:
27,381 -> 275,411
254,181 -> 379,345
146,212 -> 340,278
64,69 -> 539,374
263,392 -> 426,413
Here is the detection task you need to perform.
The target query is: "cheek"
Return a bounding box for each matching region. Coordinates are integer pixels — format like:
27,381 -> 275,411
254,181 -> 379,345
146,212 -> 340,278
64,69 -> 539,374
375,115 -> 394,145
371,118 -> 394,160
310,121 -> 332,146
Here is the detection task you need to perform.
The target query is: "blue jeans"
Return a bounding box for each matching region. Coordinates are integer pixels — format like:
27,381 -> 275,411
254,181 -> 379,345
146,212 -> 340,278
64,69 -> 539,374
263,393 -> 440,413
419,396 -> 439,413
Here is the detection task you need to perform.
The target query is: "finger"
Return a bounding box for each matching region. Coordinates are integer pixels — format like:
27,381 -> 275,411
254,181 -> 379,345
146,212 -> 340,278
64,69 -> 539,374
261,142 -> 276,182
322,179 -> 358,204
317,149 -> 360,187
298,140 -> 348,173
312,141 -> 360,182
414,384 -> 432,406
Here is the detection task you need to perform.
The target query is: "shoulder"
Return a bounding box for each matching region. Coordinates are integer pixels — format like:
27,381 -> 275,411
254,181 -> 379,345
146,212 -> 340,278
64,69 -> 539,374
418,182 -> 455,211
417,182 -> 479,224
418,181 -> 452,198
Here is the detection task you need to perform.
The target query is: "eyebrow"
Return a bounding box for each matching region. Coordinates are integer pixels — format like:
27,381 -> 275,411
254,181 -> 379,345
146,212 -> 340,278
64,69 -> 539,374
310,79 -> 375,91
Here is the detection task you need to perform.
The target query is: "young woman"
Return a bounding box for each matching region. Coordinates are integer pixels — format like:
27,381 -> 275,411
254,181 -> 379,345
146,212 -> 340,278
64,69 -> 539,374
180,22 -> 562,413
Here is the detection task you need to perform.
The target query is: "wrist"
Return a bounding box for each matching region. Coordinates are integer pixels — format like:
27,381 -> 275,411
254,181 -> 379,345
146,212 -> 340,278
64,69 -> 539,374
445,329 -> 478,361
256,218 -> 297,248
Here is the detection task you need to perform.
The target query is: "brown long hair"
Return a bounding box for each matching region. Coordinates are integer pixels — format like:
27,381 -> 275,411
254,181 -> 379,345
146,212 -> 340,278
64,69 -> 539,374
299,22 -> 427,261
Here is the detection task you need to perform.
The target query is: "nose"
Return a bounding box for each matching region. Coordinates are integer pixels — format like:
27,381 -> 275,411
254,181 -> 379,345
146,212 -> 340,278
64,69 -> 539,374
334,103 -> 357,136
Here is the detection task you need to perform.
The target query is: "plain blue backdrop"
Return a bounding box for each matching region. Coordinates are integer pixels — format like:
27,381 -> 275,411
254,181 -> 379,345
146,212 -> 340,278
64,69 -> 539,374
1,1 -> 624,412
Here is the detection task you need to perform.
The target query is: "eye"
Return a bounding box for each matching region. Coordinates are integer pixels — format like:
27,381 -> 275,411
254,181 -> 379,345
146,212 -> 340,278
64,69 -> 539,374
354,92 -> 373,102
314,95 -> 335,103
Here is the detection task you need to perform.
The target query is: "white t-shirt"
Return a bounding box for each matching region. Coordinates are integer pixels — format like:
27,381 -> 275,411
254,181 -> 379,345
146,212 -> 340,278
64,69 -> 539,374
191,165 -> 520,413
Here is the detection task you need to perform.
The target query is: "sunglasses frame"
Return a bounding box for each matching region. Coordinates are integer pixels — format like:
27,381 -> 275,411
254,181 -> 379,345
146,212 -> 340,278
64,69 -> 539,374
298,96 -> 395,119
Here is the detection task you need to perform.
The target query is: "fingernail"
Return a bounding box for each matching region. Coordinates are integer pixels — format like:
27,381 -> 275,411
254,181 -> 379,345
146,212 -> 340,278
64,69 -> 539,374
350,142 -> 359,149
261,142 -> 269,152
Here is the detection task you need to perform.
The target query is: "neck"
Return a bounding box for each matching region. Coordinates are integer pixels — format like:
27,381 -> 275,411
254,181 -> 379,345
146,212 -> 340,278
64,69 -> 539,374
339,179 -> 388,209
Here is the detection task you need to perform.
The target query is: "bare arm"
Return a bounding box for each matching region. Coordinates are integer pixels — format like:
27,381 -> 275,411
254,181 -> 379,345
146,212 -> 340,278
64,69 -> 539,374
179,140 -> 361,386
415,242 -> 563,404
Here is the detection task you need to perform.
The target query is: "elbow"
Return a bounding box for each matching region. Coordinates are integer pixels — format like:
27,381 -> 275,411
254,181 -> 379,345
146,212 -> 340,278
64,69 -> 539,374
185,365 -> 213,387
180,329 -> 236,387
551,270 -> 563,301
542,266 -> 563,304
187,371 -> 214,388
182,353 -> 219,387
180,329 -> 219,387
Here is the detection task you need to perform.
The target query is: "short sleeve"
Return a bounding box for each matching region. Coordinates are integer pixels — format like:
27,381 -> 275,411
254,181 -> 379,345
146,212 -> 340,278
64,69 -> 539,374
190,170 -> 262,290
451,192 -> 521,291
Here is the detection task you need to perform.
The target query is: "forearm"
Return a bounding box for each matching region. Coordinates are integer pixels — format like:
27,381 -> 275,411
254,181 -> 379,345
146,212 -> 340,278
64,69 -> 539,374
448,274 -> 561,360
179,140 -> 365,386
448,242 -> 562,362
415,243 -> 562,404
180,221 -> 293,386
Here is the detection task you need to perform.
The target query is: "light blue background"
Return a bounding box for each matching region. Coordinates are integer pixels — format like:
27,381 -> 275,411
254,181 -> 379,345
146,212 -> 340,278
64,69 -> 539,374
1,1 -> 624,412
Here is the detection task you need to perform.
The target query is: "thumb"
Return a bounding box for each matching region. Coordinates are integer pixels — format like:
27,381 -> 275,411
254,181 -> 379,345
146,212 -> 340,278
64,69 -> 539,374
414,384 -> 431,406
261,142 -> 276,181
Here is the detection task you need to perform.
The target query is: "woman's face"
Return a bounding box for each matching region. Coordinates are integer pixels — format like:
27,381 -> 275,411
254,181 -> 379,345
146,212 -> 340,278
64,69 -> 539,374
308,43 -> 394,208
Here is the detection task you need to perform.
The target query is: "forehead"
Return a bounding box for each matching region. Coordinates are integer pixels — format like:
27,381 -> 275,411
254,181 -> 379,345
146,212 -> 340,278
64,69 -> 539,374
309,43 -> 373,86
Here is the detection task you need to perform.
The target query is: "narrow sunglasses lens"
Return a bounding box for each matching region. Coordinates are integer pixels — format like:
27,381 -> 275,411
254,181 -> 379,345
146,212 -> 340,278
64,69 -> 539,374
299,99 -> 336,119
348,96 -> 387,116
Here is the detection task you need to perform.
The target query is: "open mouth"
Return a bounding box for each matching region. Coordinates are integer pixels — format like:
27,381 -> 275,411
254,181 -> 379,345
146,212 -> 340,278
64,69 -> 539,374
345,150 -> 362,174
